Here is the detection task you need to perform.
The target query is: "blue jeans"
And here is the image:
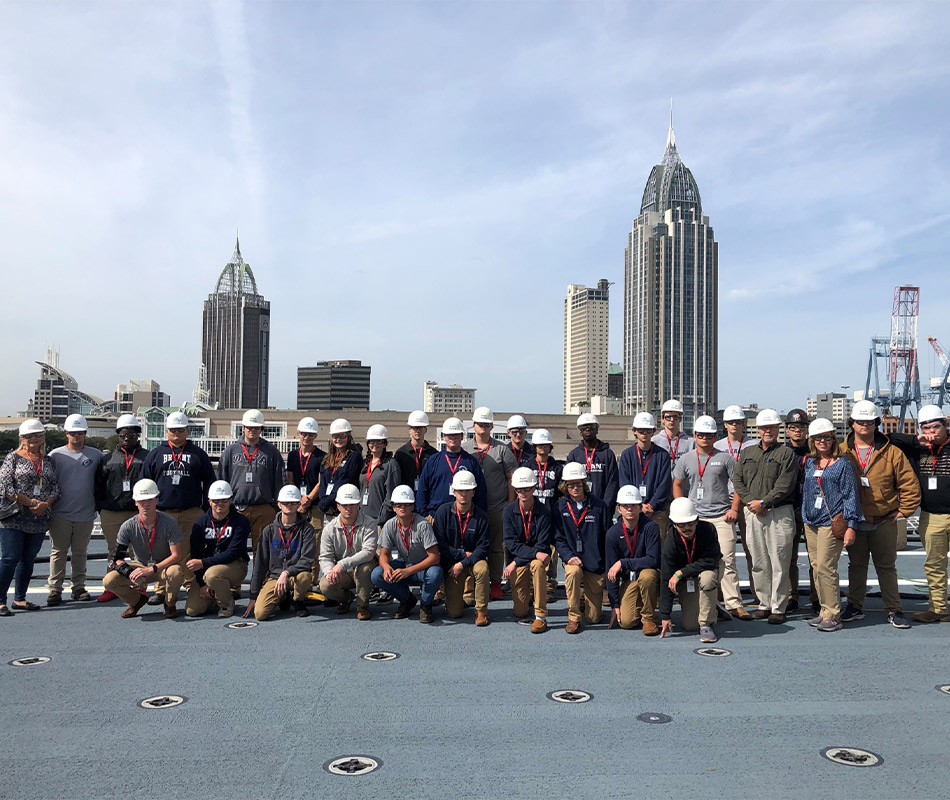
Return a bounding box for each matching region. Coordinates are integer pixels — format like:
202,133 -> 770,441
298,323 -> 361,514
371,560 -> 444,606
0,528 -> 46,606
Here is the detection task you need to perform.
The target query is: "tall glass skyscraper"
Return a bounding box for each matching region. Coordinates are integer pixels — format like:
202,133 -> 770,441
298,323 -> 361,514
623,120 -> 718,424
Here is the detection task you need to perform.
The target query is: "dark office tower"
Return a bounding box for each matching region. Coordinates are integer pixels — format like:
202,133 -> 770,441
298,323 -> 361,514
297,361 -> 371,410
202,237 -> 270,409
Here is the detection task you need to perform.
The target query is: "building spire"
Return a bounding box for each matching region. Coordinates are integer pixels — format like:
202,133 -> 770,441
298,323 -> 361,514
667,98 -> 675,149
661,100 -> 681,167
233,229 -> 242,263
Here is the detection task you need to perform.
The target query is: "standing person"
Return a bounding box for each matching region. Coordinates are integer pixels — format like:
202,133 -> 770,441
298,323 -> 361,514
566,413 -> 619,516
141,411 -> 216,605
605,485 -> 661,634
506,415 -> 535,467
731,409 -> 798,623
394,411 -> 437,493
317,419 -> 363,521
658,498 -> 722,643
360,424 -> 401,528
554,463 -> 611,634
531,429 -> 562,593
371,485 -> 443,623
0,420 -> 60,617
319,483 -> 378,620
184,481 -> 251,618
286,417 -> 326,589
432,470 -> 491,625
619,412 -> 673,540
46,414 -> 103,606
673,415 -> 749,620
463,407 -> 516,599
415,417 -> 486,518
782,407 -> 816,613
652,400 -> 696,471
502,467 -> 552,633
801,419 -> 862,632
217,410 -> 286,556
95,414 -> 149,603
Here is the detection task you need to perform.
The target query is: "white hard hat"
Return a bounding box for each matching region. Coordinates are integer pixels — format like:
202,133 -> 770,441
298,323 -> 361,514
442,417 -> 465,435
919,405 -> 948,425
661,399 -> 684,414
617,485 -> 643,505
451,470 -> 478,491
242,409 -> 265,427
531,429 -> 553,446
850,400 -> 880,421
208,480 -> 233,501
166,411 -> 190,429
669,497 -> 699,524
511,466 -> 537,489
472,407 -> 494,424
693,415 -> 718,435
329,418 -> 352,435
334,483 -> 361,505
755,408 -> 782,427
408,410 -> 429,427
297,417 -> 319,434
808,418 -> 835,437
116,414 -> 141,431
506,415 -> 528,430
366,424 -> 388,441
278,485 -> 302,504
632,412 -> 656,430
391,485 -> 415,504
576,412 -> 599,428
562,462 -> 588,481
723,405 -> 745,422
18,419 -> 44,436
64,413 -> 88,432
132,479 -> 160,501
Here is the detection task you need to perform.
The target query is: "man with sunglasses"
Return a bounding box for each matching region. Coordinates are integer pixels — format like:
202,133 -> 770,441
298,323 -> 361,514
505,415 -> 535,468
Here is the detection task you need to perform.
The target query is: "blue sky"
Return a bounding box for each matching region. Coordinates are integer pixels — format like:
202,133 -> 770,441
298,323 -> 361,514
1,1 -> 948,417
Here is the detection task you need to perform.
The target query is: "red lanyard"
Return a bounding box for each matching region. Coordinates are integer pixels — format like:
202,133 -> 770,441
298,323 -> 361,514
696,450 -> 712,482
666,433 -> 681,462
365,459 -> 379,484
621,521 -> 638,558
455,507 -> 471,540
277,525 -> 295,554
298,449 -> 314,479
341,521 -> 355,550
727,437 -> 743,461
210,516 -> 230,543
168,442 -> 183,467
411,445 -> 424,472
241,443 -> 260,464
121,447 -> 135,474
512,444 -> 524,464
680,534 -> 696,563
567,502 -> 589,530
397,519 -> 412,553
535,457 -> 547,485
635,446 -> 652,477
519,504 -> 533,542
800,454 -> 807,472
816,458 -> 834,493
927,440 -> 947,473
475,445 -> 489,463
856,445 -> 874,473
583,445 -> 596,471
139,517 -> 157,559
444,452 -> 462,475
27,453 -> 43,475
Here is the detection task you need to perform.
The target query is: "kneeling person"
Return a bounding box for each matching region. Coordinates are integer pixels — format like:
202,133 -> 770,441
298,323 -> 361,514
319,483 -> 378,620
244,486 -> 316,621
185,480 -> 250,618
606,485 -> 661,634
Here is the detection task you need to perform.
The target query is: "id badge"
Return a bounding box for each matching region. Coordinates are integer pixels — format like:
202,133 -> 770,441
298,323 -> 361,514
628,570 -> 637,582
696,487 -> 705,500
122,480 -> 131,492
575,536 -> 584,553
33,485 -> 41,497
171,474 -> 180,485
586,480 -> 593,492
362,491 -> 369,505
300,484 -> 308,496
414,478 -> 419,491
860,476 -> 870,487
639,484 -> 647,496
326,482 -> 334,495
813,469 -> 823,477
929,476 -> 938,490
686,579 -> 695,593
815,496 -> 823,509
245,472 -> 254,483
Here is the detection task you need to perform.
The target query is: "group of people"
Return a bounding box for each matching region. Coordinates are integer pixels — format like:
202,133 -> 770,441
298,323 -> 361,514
1,398 -> 948,643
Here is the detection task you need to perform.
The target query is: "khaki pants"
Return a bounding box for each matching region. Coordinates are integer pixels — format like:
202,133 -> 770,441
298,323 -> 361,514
703,514 -> 741,610
617,568 -> 659,627
652,508 -> 671,542
319,562 -> 375,608
254,572 -> 311,621
186,560 -> 248,616
804,524 -> 845,622
157,507 -> 202,594
487,509 -> 505,582
743,504 -> 796,613
47,516 -> 94,593
98,509 -> 133,562
917,511 -> 950,614
564,563 -> 605,624
243,504 -> 277,555
103,562 -> 184,608
511,559 -> 548,619
677,569 -> 719,630
846,518 -> 902,613
445,560 -> 489,616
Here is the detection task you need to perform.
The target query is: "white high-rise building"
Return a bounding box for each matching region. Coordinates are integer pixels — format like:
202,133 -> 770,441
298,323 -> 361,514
563,280 -> 610,414
423,381 -> 476,415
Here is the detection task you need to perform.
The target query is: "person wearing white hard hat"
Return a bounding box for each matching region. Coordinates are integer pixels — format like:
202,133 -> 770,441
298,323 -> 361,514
45,413 -> 103,605
103,479 -> 186,619
566,412 -> 620,515
0,420 -> 59,617
652,399 -> 696,471
605,486 -> 661,634
432,470 -> 491,625
217,410 -> 286,556
317,419 -> 363,519
800,419 -> 863,632
371,485 -> 443,623
554,462 -> 611,633
503,467 -> 554,633
530,428 -> 563,592
94,414 -> 149,603
415,417 -> 486,520
244,485 -> 316,620
318,483 -> 379,620
506,415 -> 534,468
888,405 -> 950,623
673,415 -> 748,620
619,412 -> 673,541
731,409 -> 798,622
658,497 -> 722,642
394,411 -> 437,494
184,481 -> 251,618
837,401 -> 919,629
286,417 -> 327,576
360,424 -> 401,528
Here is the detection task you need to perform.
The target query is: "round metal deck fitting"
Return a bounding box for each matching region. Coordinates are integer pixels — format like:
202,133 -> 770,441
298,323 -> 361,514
8,656 -> 51,667
693,647 -> 732,658
138,695 -> 187,709
936,684 -> 950,696
226,621 -> 258,629
361,651 -> 399,662
637,712 -> 672,724
820,747 -> 883,767
323,755 -> 382,776
547,689 -> 592,704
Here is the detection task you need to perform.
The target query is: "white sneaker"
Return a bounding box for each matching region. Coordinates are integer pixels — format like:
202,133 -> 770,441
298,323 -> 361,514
699,625 -> 717,643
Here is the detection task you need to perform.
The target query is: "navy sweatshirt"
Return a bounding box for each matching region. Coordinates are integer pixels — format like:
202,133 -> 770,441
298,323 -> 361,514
317,449 -> 363,514
141,441 -> 216,511
553,495 -> 610,574
415,448 -> 487,516
432,501 -> 491,569
604,514 -> 661,608
189,509 -> 251,586
658,521 -> 722,620
532,456 -> 563,515
502,500 -> 554,566
565,441 -> 619,514
618,444 -> 673,511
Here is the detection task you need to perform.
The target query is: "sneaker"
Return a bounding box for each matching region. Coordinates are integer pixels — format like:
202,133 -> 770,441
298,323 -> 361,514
490,581 -> 503,601
840,603 -> 864,622
699,625 -> 717,643
375,591 -> 394,605
217,607 -> 234,618
96,590 -> 119,603
419,604 -> 433,624
807,616 -> 822,627
817,619 -> 842,632
501,579 -> 512,595
147,593 -> 163,606
730,605 -> 752,621
393,594 -> 418,619
912,610 -> 950,624
888,612 -> 911,629
716,604 -> 732,622
46,591 -> 62,607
